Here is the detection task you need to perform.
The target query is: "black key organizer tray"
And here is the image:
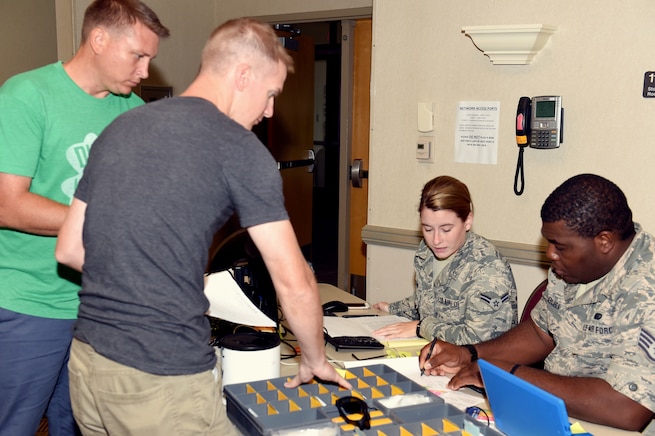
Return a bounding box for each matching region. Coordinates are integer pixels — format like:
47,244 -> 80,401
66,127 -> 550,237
224,363 -> 503,435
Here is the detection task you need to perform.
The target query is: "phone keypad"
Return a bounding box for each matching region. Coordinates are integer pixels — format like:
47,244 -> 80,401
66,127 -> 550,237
530,129 -> 559,148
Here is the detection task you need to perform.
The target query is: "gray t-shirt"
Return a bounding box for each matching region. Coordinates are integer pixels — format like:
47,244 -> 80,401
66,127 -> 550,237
73,97 -> 288,375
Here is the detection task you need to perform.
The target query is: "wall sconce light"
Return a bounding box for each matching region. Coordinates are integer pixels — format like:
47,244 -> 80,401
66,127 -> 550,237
461,24 -> 557,65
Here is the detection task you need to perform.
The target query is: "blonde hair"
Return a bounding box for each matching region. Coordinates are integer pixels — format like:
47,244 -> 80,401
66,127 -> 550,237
200,18 -> 294,75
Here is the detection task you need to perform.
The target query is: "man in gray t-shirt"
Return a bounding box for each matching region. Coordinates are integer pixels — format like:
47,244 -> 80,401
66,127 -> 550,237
56,17 -> 351,435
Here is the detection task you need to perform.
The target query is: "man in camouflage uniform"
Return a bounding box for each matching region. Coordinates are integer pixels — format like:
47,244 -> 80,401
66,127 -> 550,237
388,232 -> 517,344
420,174 -> 655,431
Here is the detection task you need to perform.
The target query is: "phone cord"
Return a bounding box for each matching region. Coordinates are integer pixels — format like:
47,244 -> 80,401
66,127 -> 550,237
514,146 -> 526,196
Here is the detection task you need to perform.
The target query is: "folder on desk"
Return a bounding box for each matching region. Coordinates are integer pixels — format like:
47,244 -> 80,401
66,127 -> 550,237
478,359 -> 592,436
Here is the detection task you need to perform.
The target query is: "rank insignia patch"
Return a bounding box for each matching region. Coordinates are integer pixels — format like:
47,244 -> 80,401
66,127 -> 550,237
480,293 -> 509,311
638,328 -> 655,362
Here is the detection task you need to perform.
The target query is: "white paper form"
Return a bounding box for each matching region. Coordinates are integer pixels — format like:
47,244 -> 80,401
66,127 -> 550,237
323,315 -> 416,340
204,270 -> 276,327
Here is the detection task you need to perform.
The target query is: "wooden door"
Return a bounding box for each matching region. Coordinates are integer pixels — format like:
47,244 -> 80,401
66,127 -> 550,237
258,33 -> 315,249
348,19 -> 371,297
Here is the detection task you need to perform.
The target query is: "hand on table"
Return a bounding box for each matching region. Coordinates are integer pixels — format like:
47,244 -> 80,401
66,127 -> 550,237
372,301 -> 389,312
284,359 -> 353,390
372,320 -> 417,340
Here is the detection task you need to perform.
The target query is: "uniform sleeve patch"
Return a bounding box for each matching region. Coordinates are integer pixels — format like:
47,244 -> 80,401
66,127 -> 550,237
638,328 -> 655,363
480,292 -> 509,311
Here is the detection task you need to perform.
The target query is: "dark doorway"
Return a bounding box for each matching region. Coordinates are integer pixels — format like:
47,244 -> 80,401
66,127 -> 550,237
261,22 -> 342,286
307,21 -> 341,286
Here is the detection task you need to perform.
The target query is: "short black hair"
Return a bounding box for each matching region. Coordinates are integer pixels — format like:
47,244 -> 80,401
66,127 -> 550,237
541,174 -> 635,240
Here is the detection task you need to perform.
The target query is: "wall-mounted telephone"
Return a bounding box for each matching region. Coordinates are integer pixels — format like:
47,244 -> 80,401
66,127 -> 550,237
513,95 -> 564,196
516,95 -> 563,149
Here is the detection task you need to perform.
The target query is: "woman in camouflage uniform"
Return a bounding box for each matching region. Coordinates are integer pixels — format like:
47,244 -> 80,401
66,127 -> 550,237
373,176 -> 518,344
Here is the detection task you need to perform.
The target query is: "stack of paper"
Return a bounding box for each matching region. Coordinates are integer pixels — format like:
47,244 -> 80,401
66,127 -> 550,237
323,314 -> 404,338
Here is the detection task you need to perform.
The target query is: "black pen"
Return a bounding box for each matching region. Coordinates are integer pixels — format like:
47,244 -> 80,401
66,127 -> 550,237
420,337 -> 438,376
341,314 -> 379,318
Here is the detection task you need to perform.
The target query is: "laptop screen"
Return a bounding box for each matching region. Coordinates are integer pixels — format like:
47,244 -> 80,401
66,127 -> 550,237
478,359 -> 572,436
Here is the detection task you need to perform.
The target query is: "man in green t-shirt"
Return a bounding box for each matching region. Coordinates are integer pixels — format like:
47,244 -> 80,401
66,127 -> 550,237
0,1 -> 168,434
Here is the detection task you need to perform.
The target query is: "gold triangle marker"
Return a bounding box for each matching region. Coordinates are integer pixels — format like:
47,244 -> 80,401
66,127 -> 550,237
288,400 -> 301,412
267,404 -> 278,415
390,385 -> 404,395
310,396 -> 324,408
246,384 -> 256,394
442,418 -> 459,432
255,393 -> 266,404
421,422 -> 439,435
370,387 -> 384,398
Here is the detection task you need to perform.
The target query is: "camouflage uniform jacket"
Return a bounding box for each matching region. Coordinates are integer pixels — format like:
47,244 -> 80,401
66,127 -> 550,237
532,224 -> 655,412
388,231 -> 518,344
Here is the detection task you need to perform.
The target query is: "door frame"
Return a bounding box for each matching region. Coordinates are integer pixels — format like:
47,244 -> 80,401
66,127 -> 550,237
337,20 -> 355,291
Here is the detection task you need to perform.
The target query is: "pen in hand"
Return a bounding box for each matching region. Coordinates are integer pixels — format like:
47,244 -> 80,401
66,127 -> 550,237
420,337 -> 438,376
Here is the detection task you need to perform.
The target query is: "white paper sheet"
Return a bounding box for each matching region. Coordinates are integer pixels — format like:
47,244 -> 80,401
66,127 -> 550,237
455,101 -> 500,165
204,270 -> 276,327
323,314 -> 416,340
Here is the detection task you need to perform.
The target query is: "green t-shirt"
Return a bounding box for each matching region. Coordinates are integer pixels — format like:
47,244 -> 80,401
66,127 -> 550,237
0,62 -> 143,319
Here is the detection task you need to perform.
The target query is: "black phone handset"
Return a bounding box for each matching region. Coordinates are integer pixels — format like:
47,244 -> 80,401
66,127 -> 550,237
514,97 -> 531,196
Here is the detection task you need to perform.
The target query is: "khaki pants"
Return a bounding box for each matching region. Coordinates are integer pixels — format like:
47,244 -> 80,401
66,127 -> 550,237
68,338 -> 239,436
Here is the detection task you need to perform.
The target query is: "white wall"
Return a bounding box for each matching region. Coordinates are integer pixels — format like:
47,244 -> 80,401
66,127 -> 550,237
0,1 -> 57,84
366,0 -> 655,307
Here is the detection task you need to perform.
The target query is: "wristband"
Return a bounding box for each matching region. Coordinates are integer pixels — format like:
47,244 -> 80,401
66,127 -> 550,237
462,344 -> 478,362
415,319 -> 422,338
510,364 -> 521,375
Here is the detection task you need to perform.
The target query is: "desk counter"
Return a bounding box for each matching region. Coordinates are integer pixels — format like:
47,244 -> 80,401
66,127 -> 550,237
270,284 -> 646,436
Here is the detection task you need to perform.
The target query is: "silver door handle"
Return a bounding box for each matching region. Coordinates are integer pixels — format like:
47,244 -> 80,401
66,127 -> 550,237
350,159 -> 368,188
277,149 -> 315,173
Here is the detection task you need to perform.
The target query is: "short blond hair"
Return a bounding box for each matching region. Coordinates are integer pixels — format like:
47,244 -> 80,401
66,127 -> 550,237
201,18 -> 294,75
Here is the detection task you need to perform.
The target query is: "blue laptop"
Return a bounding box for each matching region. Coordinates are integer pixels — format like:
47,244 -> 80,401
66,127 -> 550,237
478,359 -> 591,436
